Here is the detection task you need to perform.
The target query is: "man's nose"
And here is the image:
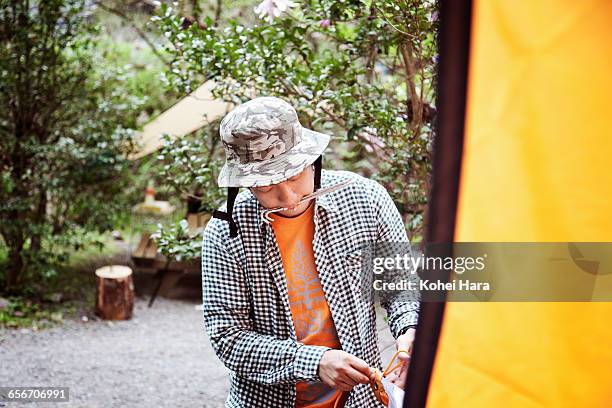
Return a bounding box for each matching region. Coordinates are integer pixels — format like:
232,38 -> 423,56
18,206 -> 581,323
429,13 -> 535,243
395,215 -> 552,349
276,182 -> 299,208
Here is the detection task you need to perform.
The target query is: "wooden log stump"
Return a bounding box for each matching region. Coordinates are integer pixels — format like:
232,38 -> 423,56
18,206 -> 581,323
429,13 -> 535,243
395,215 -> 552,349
95,265 -> 134,320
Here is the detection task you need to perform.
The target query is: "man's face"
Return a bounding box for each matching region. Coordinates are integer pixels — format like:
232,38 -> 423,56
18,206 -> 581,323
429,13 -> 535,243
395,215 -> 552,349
250,165 -> 315,217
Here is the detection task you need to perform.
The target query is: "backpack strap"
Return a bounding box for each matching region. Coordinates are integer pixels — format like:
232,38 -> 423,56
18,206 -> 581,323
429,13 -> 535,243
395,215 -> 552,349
314,155 -> 322,191
212,187 -> 239,238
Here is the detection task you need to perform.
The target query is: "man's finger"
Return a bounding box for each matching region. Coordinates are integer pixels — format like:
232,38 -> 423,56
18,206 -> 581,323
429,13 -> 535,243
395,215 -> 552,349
335,378 -> 355,392
397,329 -> 416,361
394,362 -> 409,389
343,365 -> 370,385
386,370 -> 398,383
397,343 -> 413,362
398,352 -> 411,362
347,355 -> 372,376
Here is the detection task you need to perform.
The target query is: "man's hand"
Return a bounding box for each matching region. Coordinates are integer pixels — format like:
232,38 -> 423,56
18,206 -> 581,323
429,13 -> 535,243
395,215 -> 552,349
386,328 -> 416,390
317,350 -> 372,392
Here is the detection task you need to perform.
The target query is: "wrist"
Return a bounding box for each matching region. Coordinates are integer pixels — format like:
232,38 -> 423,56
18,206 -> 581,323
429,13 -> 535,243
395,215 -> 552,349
295,344 -> 331,382
398,325 -> 417,337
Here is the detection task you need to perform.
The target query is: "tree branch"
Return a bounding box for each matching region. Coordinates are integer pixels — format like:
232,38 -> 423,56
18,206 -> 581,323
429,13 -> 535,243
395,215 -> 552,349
94,1 -> 171,67
214,0 -> 222,26
400,41 -> 423,133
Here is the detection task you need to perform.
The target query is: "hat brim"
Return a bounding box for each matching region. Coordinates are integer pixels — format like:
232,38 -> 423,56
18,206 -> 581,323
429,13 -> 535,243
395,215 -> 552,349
217,128 -> 330,188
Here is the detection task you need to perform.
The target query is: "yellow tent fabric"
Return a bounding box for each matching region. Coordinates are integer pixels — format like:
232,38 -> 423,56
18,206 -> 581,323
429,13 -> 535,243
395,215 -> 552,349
427,1 -> 612,406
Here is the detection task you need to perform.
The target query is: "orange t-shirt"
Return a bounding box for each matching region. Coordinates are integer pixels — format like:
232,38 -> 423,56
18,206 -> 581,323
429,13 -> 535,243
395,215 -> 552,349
271,203 -> 344,408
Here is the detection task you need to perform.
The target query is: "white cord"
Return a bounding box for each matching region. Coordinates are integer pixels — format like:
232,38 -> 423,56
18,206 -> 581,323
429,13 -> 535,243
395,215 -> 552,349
260,179 -> 355,223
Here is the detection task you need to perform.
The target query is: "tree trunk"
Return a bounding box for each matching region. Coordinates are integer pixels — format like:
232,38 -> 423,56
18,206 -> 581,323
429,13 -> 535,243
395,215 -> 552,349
30,188 -> 47,253
5,247 -> 22,291
95,265 -> 134,320
4,235 -> 25,292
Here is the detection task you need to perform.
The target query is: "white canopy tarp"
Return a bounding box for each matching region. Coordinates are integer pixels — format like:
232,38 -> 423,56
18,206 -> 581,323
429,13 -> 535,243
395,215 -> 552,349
129,81 -> 231,160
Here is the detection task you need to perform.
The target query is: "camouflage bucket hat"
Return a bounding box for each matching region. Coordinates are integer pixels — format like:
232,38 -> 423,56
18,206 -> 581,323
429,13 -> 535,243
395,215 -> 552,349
217,96 -> 330,188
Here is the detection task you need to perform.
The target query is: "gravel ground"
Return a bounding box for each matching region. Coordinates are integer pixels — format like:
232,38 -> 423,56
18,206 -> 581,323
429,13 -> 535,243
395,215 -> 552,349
0,268 -> 396,408
0,297 -> 229,408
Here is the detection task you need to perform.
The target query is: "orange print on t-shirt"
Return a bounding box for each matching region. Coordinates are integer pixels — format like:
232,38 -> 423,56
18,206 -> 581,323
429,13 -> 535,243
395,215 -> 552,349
271,202 -> 344,408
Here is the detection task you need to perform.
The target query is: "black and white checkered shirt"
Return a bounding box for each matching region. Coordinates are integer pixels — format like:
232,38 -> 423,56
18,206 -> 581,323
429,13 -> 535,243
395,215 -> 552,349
201,170 -> 419,407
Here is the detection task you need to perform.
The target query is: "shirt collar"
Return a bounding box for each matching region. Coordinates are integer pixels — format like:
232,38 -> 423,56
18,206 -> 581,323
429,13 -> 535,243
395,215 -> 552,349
314,191 -> 338,213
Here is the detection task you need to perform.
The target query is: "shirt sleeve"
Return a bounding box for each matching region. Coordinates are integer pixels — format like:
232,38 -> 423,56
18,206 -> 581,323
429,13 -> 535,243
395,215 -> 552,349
201,231 -> 330,385
367,180 -> 421,339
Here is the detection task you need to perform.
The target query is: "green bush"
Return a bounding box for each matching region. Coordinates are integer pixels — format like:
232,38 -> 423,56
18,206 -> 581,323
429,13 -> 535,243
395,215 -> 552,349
154,0 -> 437,241
0,0 -> 144,293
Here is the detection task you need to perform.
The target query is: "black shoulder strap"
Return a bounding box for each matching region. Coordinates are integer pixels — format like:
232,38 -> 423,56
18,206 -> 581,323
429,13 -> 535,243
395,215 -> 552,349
314,155 -> 322,191
212,187 -> 239,238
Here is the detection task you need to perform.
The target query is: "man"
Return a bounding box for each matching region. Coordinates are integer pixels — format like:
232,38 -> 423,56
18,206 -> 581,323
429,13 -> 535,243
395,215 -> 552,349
201,96 -> 419,407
